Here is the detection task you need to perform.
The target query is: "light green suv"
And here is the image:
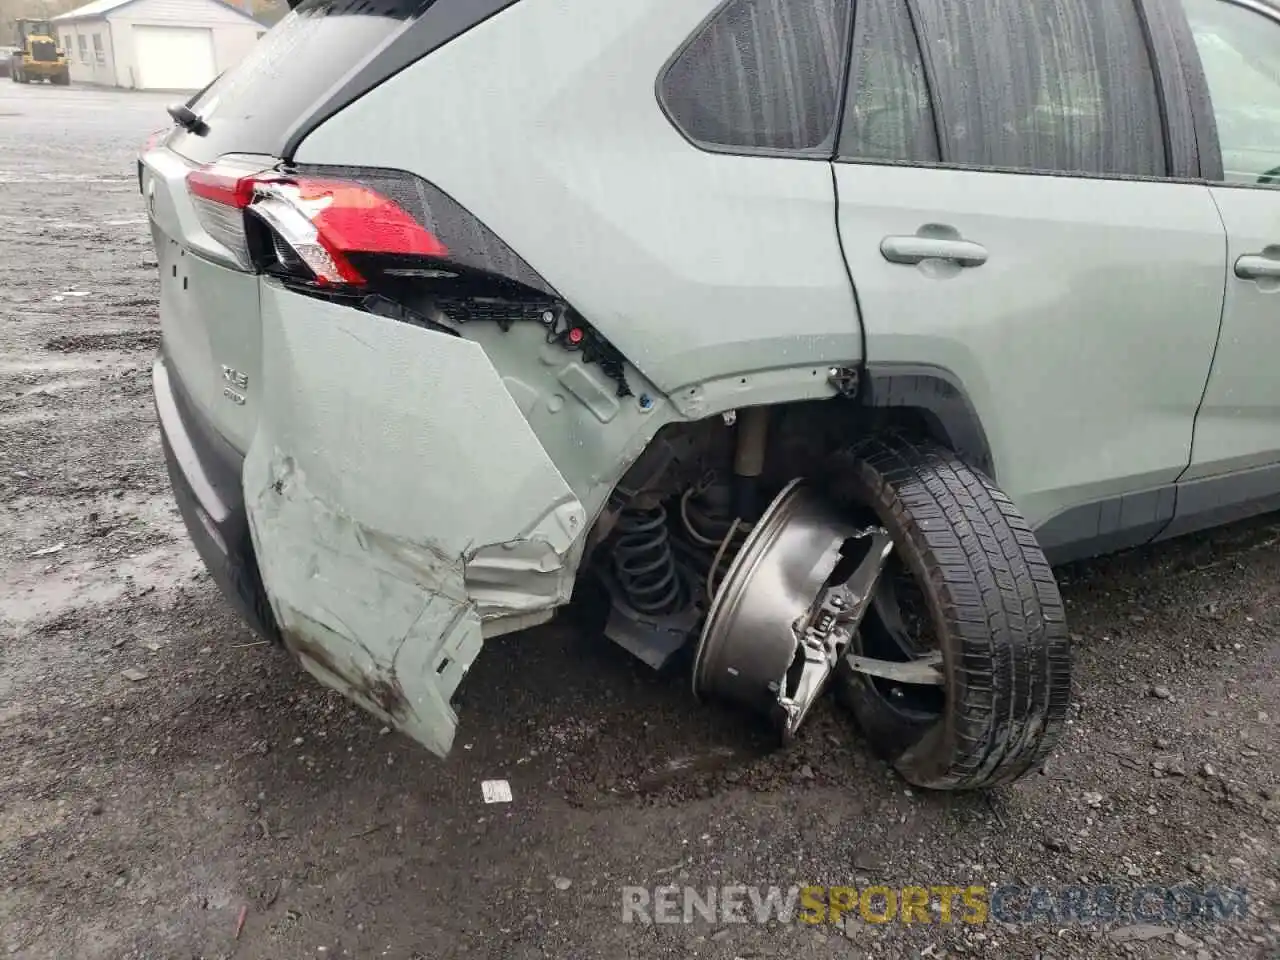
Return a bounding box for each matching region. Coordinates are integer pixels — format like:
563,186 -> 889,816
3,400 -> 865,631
140,0 -> 1280,791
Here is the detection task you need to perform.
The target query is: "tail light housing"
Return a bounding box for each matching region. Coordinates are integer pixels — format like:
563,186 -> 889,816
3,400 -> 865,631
181,157 -> 634,398
184,159 -> 553,297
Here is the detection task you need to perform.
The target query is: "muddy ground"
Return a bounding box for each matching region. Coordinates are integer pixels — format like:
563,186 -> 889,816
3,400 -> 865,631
0,84 -> 1277,960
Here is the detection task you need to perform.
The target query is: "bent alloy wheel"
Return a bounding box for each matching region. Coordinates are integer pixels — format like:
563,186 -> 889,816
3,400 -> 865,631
827,436 -> 1072,791
691,478 -> 893,740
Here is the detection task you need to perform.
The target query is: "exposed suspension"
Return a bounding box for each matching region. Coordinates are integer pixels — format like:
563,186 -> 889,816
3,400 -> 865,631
611,504 -> 685,617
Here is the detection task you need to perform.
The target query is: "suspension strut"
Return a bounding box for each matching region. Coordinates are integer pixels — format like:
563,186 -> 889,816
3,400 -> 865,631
732,406 -> 770,523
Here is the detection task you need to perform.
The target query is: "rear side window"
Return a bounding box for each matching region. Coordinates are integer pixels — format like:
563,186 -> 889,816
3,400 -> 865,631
168,0 -> 431,165
909,0 -> 1168,178
660,0 -> 853,155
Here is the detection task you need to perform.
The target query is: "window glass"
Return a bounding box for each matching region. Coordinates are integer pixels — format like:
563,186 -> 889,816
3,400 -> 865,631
171,0 -> 430,165
838,0 -> 939,162
1182,0 -> 1280,186
911,0 -> 1167,177
92,34 -> 103,64
77,35 -> 88,63
660,0 -> 853,154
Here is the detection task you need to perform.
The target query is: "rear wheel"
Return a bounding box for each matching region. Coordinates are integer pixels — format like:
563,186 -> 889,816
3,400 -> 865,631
53,71 -> 69,85
826,435 -> 1071,791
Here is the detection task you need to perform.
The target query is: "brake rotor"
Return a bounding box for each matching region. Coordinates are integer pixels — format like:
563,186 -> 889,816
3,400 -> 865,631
692,478 -> 893,739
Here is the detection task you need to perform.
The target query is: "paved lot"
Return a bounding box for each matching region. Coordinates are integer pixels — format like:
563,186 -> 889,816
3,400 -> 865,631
0,84 -> 1278,960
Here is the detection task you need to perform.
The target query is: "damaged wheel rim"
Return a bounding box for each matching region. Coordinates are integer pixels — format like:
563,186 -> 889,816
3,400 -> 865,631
691,478 -> 893,739
846,567 -> 947,722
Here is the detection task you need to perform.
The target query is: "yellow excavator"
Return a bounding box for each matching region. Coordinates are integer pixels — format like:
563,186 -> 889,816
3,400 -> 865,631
10,19 -> 70,85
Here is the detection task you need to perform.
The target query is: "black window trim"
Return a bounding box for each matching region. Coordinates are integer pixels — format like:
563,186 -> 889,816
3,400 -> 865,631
653,0 -> 858,161
1136,0 -> 1220,180
833,0 -> 1209,186
831,0 -> 942,167
1172,0 -> 1280,189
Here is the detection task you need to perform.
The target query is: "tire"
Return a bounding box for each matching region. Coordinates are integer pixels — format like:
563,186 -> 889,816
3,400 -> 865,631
826,435 -> 1071,791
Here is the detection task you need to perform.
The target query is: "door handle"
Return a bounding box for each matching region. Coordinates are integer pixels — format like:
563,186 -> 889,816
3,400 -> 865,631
1235,253 -> 1280,281
880,235 -> 988,267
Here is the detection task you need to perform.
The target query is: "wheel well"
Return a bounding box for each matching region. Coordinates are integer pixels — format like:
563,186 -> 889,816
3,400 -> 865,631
586,381 -> 991,556
862,364 -> 995,479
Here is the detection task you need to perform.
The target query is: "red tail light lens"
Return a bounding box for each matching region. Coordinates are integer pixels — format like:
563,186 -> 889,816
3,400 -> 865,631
184,158 -> 556,312
180,159 -> 631,397
185,162 -> 460,287
187,165 -> 263,209
249,178 -> 449,286
184,158 -> 276,266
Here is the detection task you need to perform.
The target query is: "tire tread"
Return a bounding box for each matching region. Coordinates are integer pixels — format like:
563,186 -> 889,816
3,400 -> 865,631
829,434 -> 1071,791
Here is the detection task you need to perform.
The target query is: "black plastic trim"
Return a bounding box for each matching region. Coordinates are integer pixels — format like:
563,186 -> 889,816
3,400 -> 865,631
282,0 -> 522,162
861,362 -> 995,479
1134,0 -> 1190,178
1037,461 -> 1280,565
1142,0 -> 1224,180
1156,462 -> 1280,542
1037,486 -> 1177,565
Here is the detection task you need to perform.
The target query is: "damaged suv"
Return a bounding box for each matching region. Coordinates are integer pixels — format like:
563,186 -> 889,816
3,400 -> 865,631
142,0 -> 1280,790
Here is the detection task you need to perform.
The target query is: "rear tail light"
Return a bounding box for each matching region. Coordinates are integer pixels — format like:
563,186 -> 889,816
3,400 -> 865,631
180,158 -> 632,394
249,177 -> 449,286
185,157 -> 274,266
183,160 -> 553,297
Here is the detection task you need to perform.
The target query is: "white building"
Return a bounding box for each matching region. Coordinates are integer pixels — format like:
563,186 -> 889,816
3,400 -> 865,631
52,0 -> 265,91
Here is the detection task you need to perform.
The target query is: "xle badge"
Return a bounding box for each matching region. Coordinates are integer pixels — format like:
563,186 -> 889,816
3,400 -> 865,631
221,365 -> 248,406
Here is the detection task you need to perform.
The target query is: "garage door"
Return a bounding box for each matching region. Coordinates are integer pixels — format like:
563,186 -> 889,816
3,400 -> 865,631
133,25 -> 215,91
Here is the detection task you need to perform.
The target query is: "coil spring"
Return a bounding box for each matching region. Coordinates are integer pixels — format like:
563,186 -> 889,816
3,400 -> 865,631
612,504 -> 684,616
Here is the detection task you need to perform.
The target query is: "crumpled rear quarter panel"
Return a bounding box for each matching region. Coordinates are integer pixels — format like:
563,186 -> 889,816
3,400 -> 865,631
243,282 -> 586,756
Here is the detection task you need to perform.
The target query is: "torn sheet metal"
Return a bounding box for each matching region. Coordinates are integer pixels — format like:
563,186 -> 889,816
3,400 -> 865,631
244,285 -> 585,757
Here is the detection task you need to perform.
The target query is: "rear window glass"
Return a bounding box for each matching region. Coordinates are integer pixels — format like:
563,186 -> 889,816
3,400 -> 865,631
166,0 -> 430,165
659,0 -> 853,155
911,0 -> 1168,178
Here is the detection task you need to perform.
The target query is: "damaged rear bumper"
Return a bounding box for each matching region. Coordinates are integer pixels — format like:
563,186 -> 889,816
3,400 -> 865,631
236,283 -> 587,757
155,285 -> 588,757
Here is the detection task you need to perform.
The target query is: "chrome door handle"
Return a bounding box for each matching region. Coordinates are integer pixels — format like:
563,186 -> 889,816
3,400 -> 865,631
1235,253 -> 1280,281
880,235 -> 988,267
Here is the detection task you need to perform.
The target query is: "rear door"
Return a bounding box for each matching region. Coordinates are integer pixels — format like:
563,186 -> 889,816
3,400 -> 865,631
1175,0 -> 1280,480
832,0 -> 1228,550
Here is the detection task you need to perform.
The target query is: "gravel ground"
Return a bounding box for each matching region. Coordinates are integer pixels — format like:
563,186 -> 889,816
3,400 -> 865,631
0,84 -> 1277,960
